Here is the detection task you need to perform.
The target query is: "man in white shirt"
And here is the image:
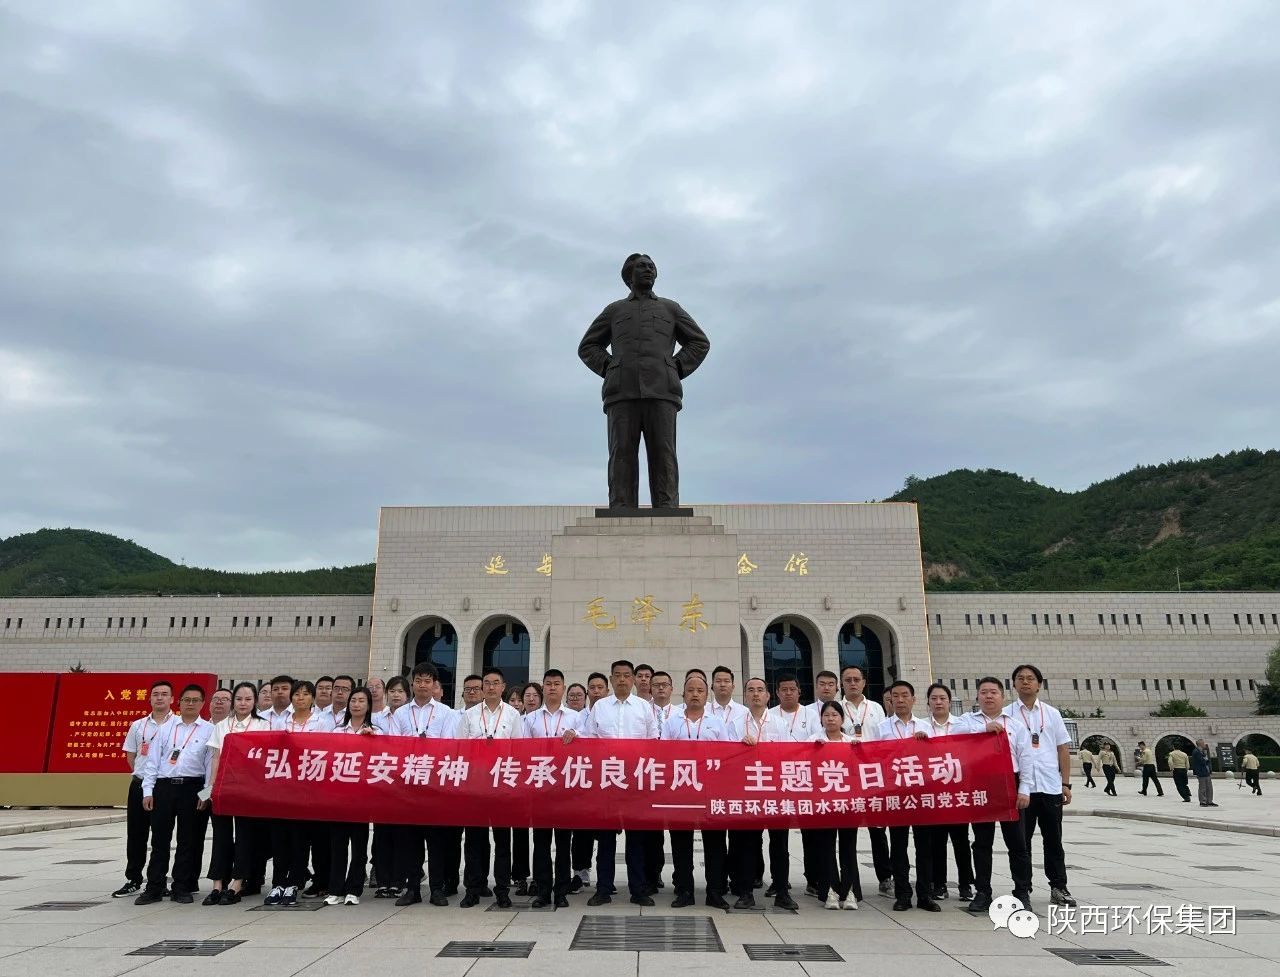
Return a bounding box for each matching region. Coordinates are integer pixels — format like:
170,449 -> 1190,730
569,671 -> 610,891
957,676 -> 1033,914
838,664 -> 893,896
320,674 -> 354,730
113,680 -> 173,899
1003,664 -> 1076,908
133,683 -> 214,905
460,674 -> 484,709
526,668 -> 581,908
651,671 -> 677,730
367,676 -> 386,715
389,661 -> 460,907
585,671 -> 610,710
738,676 -> 797,909
574,659 -> 658,906
877,680 -> 939,913
704,665 -> 751,900
314,675 -> 334,713
263,673 -> 295,730
768,671 -> 818,897
208,688 -> 232,726
805,669 -> 841,726
634,663 -> 654,703
459,667 -> 525,909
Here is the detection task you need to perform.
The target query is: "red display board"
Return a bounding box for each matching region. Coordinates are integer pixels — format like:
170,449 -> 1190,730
0,673 -> 60,772
46,672 -> 217,773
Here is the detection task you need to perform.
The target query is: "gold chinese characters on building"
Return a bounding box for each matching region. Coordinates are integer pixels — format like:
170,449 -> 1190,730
631,595 -> 663,631
785,552 -> 809,575
582,597 -> 617,630
680,594 -> 709,633
737,553 -> 758,575
483,555 -> 509,575
536,554 -> 553,576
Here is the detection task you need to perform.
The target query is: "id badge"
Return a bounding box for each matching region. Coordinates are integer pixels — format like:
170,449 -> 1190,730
853,723 -> 863,736
418,731 -> 427,738
168,749 -> 181,765
1031,733 -> 1041,748
140,742 -> 150,757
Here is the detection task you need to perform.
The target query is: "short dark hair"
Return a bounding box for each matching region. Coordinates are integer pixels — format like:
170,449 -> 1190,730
333,674 -> 355,689
567,682 -> 587,696
620,252 -> 651,287
976,676 -> 1004,692
587,672 -> 608,686
542,668 -> 565,682
483,667 -> 505,681
841,663 -> 867,679
385,675 -> 409,697
316,675 -> 335,686
775,671 -> 799,688
819,700 -> 844,722
149,680 -> 173,694
1012,663 -> 1044,684
926,682 -> 951,702
179,683 -> 205,702
411,662 -> 439,681
712,665 -> 734,681
888,680 -> 915,696
269,674 -> 293,688
652,670 -> 672,683
816,670 -> 838,683
463,674 -> 483,685
634,663 -> 653,676
610,659 -> 635,675
523,682 -> 543,705
291,679 -> 316,698
745,676 -> 768,689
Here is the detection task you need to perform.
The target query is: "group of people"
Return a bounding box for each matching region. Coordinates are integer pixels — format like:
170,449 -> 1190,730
114,659 -> 1078,917
1076,739 -> 1261,803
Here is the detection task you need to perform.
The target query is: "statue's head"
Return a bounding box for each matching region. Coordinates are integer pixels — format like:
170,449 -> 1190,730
621,253 -> 657,290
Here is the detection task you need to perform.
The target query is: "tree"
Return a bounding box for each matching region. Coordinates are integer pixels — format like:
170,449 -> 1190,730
1258,641 -> 1280,716
1150,698 -> 1207,718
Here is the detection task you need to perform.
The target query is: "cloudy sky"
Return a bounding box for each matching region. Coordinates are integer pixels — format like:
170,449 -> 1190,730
2,2 -> 1278,570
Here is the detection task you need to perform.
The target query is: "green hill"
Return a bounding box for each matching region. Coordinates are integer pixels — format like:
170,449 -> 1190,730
0,528 -> 375,597
893,448 -> 1280,591
3,448 -> 1280,596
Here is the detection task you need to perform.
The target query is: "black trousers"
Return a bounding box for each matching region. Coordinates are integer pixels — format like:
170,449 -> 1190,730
643,830 -> 666,886
868,826 -> 892,882
606,399 -> 679,509
145,778 -> 209,895
1245,769 -> 1261,793
207,812 -> 235,885
889,825 -> 933,903
532,827 -> 573,898
571,828 -> 594,874
230,816 -> 262,883
328,822 -> 369,896
1022,792 -> 1067,889
125,776 -> 150,884
931,822 -> 975,890
724,830 -> 755,897
372,824 -> 395,886
810,827 -> 861,901
971,817 -> 1032,897
395,824 -> 450,894
1082,762 -> 1096,787
597,829 -> 649,897
1103,765 -> 1118,794
308,822 -> 331,890
464,826 -> 511,896
511,827 -> 530,881
1141,764 -> 1164,795
670,829 -> 726,896
270,817 -> 311,888
747,828 -> 791,890
1172,768 -> 1192,800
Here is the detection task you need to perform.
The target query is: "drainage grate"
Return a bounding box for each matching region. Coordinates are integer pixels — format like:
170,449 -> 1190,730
1237,909 -> 1280,920
128,940 -> 245,957
571,915 -> 724,952
744,945 -> 843,962
18,901 -> 104,911
486,899 -> 554,912
1099,883 -> 1169,891
248,901 -> 325,911
438,942 -> 534,958
1193,866 -> 1256,872
1047,948 -> 1169,967
56,859 -> 112,865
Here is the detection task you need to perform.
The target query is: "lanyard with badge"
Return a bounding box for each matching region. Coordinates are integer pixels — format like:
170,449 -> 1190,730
748,713 -> 769,743
845,700 -> 868,737
684,716 -> 704,740
168,722 -> 200,765
481,705 -> 502,740
412,703 -> 435,738
139,716 -> 163,757
1019,703 -> 1045,747
542,709 -> 564,738
894,719 -> 916,739
931,718 -> 951,737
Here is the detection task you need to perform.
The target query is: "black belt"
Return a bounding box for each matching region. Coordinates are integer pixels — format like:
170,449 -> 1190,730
157,776 -> 205,785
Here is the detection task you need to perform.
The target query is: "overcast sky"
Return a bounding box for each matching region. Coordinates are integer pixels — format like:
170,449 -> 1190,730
2,2 -> 1278,570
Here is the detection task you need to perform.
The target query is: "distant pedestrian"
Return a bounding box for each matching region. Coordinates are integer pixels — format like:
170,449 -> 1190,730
1192,740 -> 1217,807
1242,749 -> 1262,795
1137,742 -> 1164,797
1099,746 -> 1119,796
1166,746 -> 1192,802
1078,748 -> 1096,788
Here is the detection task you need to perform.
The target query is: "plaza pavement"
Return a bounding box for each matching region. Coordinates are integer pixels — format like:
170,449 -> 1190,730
1,783 -> 1279,977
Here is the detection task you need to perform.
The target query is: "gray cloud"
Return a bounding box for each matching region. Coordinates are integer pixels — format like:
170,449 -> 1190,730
2,1 -> 1278,569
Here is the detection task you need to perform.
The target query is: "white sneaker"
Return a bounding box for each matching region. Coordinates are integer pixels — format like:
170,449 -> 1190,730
324,895 -> 341,906
825,894 -> 840,910
840,897 -> 858,910
344,894 -> 359,905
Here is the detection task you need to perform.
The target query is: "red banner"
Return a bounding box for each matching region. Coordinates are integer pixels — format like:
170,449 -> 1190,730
0,673 -> 60,773
46,671 -> 217,773
214,732 -> 1018,830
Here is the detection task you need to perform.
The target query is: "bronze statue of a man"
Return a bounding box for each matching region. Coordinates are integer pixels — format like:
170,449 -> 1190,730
578,254 -> 710,510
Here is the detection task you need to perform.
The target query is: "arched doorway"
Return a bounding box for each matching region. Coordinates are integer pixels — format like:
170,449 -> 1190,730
403,616 -> 459,706
1155,734 -> 1196,771
479,616 -> 531,693
1235,733 -> 1280,758
763,617 -> 817,706
837,616 -> 898,706
1080,734 -> 1122,771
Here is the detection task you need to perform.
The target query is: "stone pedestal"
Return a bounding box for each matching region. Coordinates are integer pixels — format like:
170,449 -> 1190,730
549,514 -> 741,680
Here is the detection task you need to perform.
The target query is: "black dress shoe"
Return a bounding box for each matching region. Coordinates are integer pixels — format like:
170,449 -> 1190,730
671,892 -> 694,908
763,883 -> 777,898
202,890 -> 222,906
481,886 -> 493,897
958,885 -> 974,901
733,894 -> 756,910
219,890 -> 241,905
494,893 -> 513,909
774,892 -> 798,910
429,890 -> 449,907
705,893 -> 730,910
459,893 -> 480,908
654,879 -> 665,890
394,889 -> 422,907
892,899 -> 912,911
513,880 -> 528,896
587,892 -> 612,906
630,893 -> 655,907
554,894 -> 569,908
171,890 -> 194,904
967,893 -> 992,914
917,899 -> 942,912
134,889 -> 164,906
530,895 -> 551,908
568,877 -> 583,893
932,885 -> 948,900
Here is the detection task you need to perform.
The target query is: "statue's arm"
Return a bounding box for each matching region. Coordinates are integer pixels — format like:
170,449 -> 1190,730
578,307 -> 613,377
671,302 -> 710,379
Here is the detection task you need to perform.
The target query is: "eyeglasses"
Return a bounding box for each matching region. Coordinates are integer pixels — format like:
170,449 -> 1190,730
179,697 -> 203,704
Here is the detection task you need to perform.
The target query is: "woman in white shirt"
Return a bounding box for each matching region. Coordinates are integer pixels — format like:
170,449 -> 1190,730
325,688 -> 377,906
371,675 -> 410,897
810,700 -> 859,910
204,682 -> 270,905
925,683 -> 975,903
266,680 -> 325,907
